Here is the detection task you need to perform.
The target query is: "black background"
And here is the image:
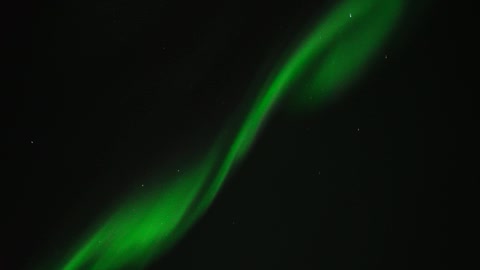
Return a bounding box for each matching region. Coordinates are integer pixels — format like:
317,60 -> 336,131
3,0 -> 474,269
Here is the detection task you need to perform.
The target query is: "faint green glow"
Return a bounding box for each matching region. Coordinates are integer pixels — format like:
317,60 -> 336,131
51,0 -> 403,269
273,0 -> 404,110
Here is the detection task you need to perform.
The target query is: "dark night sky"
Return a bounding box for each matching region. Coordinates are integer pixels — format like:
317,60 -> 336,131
2,0 -> 474,269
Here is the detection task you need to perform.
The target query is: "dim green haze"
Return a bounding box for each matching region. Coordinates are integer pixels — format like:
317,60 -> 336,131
45,0 -> 404,269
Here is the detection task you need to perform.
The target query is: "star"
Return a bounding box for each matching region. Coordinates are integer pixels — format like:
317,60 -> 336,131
349,13 -> 352,18
30,140 -> 34,144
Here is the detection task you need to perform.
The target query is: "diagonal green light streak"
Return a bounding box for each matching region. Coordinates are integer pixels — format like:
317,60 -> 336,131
45,0 -> 405,269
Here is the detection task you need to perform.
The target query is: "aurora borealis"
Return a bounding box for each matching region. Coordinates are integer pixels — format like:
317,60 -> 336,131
7,0 -> 464,269
49,0 -> 404,269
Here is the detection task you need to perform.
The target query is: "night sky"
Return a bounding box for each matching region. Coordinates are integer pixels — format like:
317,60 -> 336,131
3,0 -> 473,269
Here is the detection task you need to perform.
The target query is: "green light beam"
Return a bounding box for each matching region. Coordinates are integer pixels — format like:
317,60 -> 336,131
46,0 -> 404,269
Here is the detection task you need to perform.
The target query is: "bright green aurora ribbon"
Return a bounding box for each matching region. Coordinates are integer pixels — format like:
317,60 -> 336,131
49,0 -> 404,269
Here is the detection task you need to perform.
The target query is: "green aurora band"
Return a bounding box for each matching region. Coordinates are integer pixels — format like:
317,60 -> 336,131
53,0 -> 404,269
